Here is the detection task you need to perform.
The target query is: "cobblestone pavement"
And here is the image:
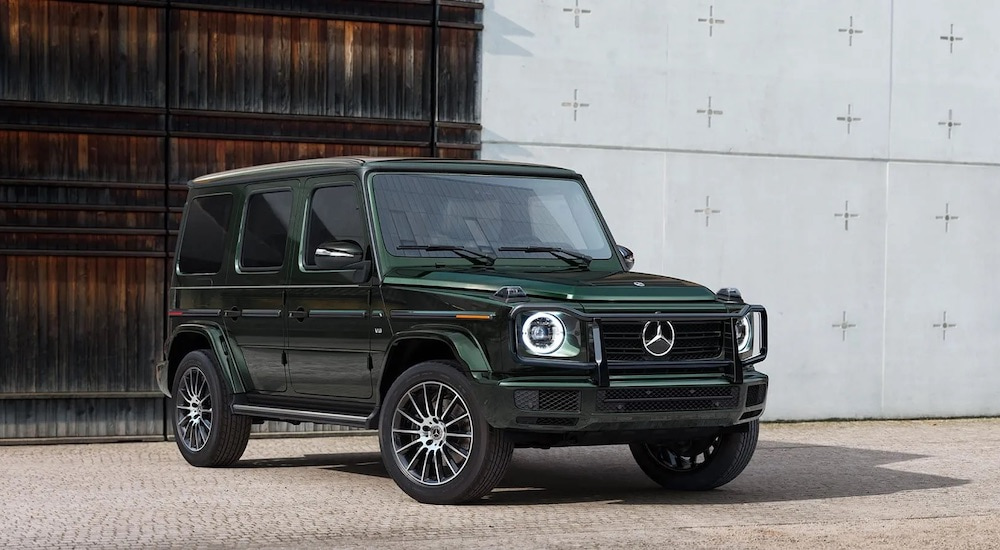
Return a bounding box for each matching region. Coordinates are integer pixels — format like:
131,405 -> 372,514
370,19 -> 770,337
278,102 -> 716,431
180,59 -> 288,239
1,418 -> 998,549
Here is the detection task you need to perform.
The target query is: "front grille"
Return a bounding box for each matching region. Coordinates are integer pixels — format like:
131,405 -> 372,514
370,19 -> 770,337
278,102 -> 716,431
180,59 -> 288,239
602,320 -> 725,362
514,390 -> 581,412
597,386 -> 739,413
745,383 -> 767,407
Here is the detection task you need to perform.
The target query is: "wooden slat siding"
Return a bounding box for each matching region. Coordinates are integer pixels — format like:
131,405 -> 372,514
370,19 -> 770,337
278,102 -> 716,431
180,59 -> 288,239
171,10 -> 433,120
251,422 -> 356,434
0,398 -> 163,439
437,27 -> 478,124
0,130 -> 168,254
0,0 -> 481,441
0,257 -> 163,393
171,138 -> 426,183
0,1 -> 164,106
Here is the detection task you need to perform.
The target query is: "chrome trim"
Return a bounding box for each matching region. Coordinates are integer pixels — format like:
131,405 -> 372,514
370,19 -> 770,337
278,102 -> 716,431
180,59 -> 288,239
240,309 -> 282,318
310,309 -> 368,319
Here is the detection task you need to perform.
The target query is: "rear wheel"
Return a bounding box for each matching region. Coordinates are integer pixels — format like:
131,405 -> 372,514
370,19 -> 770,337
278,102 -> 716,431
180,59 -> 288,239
172,350 -> 251,467
629,420 -> 759,490
378,361 -> 513,504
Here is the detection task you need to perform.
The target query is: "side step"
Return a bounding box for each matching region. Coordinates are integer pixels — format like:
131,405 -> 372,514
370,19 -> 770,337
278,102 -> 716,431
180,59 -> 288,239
231,404 -> 369,428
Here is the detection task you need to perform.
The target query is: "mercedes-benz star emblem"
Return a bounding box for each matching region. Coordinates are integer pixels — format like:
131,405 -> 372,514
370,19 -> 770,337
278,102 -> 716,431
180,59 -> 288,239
641,321 -> 675,357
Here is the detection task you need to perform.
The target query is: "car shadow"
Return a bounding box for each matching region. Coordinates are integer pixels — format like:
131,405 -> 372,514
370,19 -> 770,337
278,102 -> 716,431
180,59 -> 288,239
237,452 -> 389,479
233,441 -> 968,506
484,441 -> 969,506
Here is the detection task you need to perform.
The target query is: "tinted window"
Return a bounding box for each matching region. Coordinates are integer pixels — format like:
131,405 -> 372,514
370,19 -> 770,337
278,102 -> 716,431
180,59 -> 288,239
371,174 -> 612,260
177,194 -> 233,275
240,190 -> 293,270
304,185 -> 365,267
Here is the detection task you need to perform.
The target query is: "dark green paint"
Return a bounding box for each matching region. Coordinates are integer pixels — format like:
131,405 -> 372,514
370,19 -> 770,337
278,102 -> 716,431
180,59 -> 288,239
161,158 -> 768,437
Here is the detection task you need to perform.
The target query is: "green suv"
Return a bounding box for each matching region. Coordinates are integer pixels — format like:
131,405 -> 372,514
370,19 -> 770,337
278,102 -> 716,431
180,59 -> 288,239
156,157 -> 768,504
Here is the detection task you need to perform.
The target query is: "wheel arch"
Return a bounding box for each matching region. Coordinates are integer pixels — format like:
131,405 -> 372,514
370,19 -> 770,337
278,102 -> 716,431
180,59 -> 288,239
163,323 -> 247,397
372,329 -> 491,428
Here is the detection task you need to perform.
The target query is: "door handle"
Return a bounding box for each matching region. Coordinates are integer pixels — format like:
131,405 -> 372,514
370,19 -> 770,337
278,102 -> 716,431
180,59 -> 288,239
223,307 -> 241,319
289,307 -> 308,321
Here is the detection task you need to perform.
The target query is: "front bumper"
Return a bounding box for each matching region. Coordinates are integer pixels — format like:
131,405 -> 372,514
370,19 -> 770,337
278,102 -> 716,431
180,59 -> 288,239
472,371 -> 768,433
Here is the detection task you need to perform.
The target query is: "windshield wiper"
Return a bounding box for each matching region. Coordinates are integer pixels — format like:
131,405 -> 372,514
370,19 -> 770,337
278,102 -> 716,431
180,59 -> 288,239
498,246 -> 592,267
398,244 -> 496,266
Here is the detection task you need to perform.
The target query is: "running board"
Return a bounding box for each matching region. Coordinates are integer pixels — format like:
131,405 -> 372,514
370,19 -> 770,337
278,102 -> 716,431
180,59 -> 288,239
231,404 -> 369,428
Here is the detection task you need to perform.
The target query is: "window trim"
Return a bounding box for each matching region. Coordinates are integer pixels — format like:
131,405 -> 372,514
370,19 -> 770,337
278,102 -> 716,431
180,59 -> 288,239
176,192 -> 235,276
298,181 -> 367,274
236,187 -> 295,274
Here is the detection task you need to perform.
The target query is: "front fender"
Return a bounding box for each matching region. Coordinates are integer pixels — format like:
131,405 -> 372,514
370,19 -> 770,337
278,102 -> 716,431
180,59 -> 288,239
161,322 -> 248,397
386,328 -> 492,374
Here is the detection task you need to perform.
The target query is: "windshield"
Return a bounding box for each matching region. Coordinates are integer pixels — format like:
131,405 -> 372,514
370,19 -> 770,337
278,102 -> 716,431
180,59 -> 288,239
371,173 -> 613,261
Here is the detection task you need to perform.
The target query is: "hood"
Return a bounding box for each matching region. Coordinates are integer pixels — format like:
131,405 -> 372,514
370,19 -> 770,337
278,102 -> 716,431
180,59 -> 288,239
382,267 -> 717,302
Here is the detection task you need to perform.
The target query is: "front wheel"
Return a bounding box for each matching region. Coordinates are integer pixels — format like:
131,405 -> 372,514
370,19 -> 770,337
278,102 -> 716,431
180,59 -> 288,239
378,361 -> 513,504
629,420 -> 759,491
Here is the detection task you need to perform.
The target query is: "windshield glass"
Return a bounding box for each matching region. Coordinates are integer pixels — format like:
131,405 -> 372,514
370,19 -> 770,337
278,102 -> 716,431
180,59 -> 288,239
371,173 -> 613,260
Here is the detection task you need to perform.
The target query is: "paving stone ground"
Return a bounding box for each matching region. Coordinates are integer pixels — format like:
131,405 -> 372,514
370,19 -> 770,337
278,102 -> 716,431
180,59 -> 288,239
1,418 -> 998,549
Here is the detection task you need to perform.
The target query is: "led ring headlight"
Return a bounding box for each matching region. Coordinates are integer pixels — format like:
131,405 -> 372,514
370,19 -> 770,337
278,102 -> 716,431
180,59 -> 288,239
521,312 -> 566,355
736,314 -> 753,353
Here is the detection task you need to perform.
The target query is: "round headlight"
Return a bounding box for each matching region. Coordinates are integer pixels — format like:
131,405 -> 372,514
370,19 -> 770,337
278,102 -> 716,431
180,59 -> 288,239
521,312 -> 566,355
736,315 -> 752,353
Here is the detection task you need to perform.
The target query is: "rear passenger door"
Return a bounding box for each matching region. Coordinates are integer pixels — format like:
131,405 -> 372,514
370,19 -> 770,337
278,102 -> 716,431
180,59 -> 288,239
285,176 -> 373,399
220,183 -> 295,395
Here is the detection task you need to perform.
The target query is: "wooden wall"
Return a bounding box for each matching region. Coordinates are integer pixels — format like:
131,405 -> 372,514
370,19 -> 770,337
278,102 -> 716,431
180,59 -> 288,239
0,0 -> 483,440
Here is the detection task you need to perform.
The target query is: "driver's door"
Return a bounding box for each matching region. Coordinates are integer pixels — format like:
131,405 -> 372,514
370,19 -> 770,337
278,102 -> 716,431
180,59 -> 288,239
284,177 -> 373,399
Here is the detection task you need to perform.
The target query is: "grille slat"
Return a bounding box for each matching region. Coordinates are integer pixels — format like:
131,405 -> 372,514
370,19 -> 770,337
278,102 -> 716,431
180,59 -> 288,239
601,320 -> 726,363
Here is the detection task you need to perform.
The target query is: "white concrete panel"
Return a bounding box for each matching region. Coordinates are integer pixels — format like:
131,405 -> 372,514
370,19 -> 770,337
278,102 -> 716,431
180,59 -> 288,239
664,0 -> 892,158
481,143 -> 668,275
482,0 -> 669,148
882,162 -> 1000,417
662,153 -> 888,419
479,0 -> 1000,421
889,1 -> 1000,163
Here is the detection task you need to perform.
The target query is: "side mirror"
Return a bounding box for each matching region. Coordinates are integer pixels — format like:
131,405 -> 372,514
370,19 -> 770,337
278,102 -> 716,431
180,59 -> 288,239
315,240 -> 364,270
618,245 -> 635,271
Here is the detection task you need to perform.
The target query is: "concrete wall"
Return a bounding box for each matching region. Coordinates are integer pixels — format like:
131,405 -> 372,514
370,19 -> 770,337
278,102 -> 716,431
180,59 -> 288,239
480,0 -> 1000,420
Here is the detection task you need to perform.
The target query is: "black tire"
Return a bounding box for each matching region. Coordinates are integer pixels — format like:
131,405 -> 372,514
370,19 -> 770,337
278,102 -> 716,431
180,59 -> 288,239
629,420 -> 759,491
171,350 -> 251,467
378,361 -> 513,504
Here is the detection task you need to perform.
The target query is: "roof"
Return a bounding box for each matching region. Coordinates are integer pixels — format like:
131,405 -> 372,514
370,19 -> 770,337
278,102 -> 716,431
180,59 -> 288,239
189,157 -> 580,186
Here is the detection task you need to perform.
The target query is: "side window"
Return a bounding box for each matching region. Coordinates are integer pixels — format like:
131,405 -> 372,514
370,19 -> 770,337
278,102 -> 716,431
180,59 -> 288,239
303,185 -> 365,268
177,194 -> 233,275
240,190 -> 293,270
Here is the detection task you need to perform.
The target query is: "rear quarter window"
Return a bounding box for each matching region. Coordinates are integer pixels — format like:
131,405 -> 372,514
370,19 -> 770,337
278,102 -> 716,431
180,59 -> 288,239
177,194 -> 233,275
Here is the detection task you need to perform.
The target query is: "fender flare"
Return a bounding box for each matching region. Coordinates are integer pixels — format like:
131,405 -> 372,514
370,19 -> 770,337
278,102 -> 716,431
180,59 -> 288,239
163,322 -> 247,396
383,328 -> 492,374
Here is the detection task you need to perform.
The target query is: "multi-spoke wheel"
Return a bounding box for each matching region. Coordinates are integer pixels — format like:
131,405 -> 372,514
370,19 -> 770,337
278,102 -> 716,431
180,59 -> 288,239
171,350 -> 251,467
176,366 -> 214,452
391,381 -> 474,486
379,361 -> 513,504
629,420 -> 759,491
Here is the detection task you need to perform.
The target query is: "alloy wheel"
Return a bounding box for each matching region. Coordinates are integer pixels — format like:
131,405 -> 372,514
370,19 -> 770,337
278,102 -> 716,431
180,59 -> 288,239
391,381 -> 474,486
646,436 -> 721,472
176,367 -> 213,452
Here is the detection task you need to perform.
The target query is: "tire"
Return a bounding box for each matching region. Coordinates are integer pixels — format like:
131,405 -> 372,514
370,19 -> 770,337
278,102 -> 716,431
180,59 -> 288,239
378,361 -> 513,504
629,420 -> 759,491
172,350 -> 251,467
